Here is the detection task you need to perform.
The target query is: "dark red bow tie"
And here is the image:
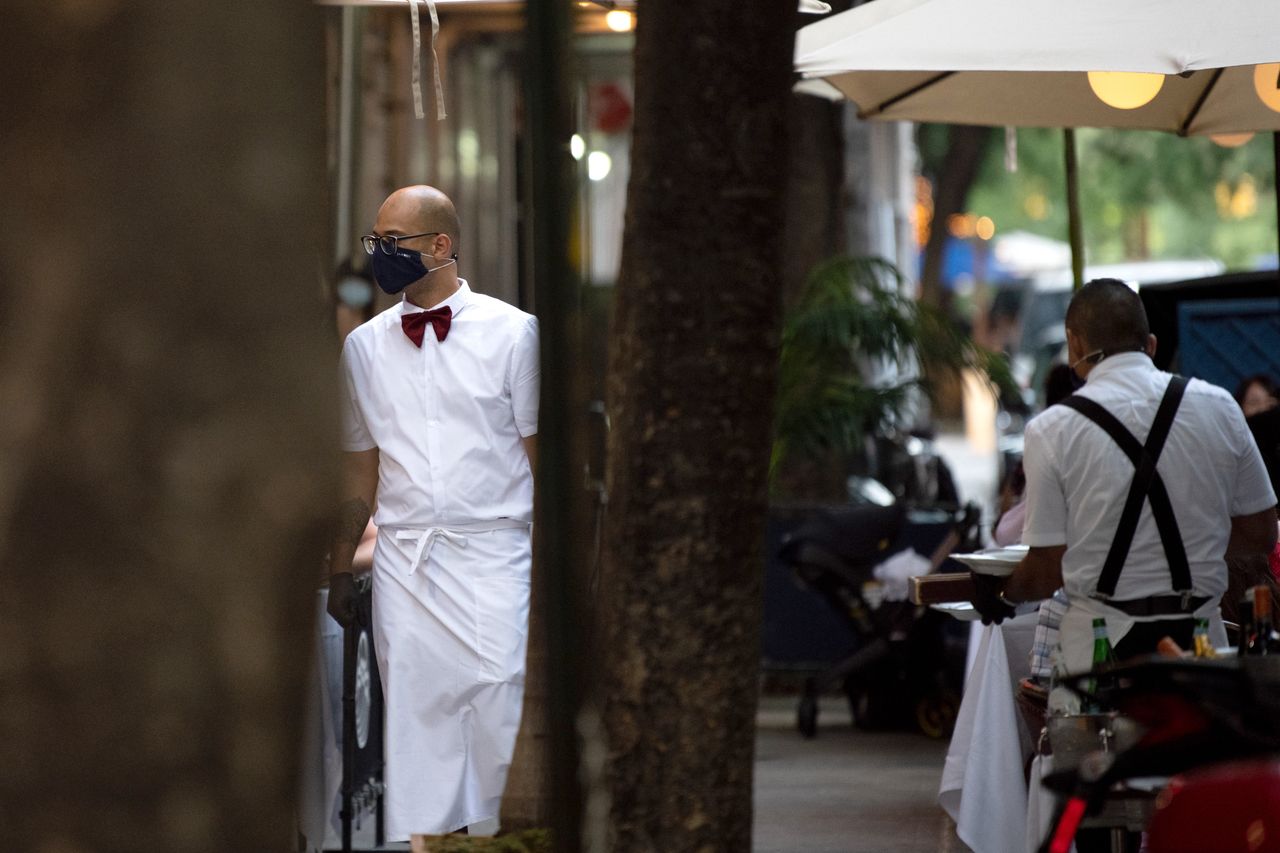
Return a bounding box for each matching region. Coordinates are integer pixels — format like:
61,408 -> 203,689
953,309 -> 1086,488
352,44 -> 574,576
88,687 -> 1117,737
401,306 -> 452,347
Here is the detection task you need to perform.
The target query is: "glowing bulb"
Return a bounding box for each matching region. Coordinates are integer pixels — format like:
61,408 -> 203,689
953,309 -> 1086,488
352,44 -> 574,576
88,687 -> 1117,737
1209,132 -> 1255,149
570,134 -> 585,161
1087,71 -> 1164,110
587,151 -> 612,182
605,10 -> 634,32
1253,63 -> 1280,114
975,216 -> 995,241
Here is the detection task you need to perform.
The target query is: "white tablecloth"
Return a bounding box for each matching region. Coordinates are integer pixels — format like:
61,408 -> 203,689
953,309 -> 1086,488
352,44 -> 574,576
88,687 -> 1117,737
297,590 -> 346,853
940,612 -> 1038,853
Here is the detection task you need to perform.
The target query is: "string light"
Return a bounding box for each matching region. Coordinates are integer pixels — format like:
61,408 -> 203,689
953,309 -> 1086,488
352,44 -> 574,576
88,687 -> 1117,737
1087,71 -> 1164,110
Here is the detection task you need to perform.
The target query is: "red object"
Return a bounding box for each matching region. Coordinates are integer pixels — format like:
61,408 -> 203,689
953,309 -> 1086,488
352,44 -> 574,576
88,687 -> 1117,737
1050,797 -> 1088,853
1147,759 -> 1280,853
1268,540 -> 1280,581
401,306 -> 452,346
1117,692 -> 1212,747
589,82 -> 633,134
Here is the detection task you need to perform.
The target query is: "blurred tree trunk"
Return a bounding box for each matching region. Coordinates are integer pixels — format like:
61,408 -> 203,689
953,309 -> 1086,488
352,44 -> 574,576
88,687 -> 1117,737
601,1 -> 795,850
0,4 -> 333,852
919,124 -> 992,308
783,93 -> 846,308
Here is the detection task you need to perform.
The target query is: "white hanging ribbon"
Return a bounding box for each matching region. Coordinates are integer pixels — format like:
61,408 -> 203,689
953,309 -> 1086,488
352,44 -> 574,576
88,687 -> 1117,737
407,0 -> 447,121
1004,125 -> 1018,173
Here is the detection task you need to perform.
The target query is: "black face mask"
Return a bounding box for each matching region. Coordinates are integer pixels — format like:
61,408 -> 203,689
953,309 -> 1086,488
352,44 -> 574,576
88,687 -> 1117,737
369,248 -> 457,295
369,246 -> 428,294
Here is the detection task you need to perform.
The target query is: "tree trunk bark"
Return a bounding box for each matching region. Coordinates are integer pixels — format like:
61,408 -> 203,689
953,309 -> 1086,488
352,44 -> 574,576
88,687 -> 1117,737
0,4 -> 332,851
918,124 -> 992,308
783,94 -> 846,308
601,2 -> 795,850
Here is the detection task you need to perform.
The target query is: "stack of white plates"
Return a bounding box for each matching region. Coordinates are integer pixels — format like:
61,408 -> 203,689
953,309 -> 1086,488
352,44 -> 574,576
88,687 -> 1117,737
947,545 -> 1029,577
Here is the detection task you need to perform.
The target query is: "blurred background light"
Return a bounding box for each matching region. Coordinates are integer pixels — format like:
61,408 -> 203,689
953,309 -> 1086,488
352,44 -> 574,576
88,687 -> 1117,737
1209,132 -> 1256,148
605,10 -> 634,32
587,150 -> 612,181
1253,63 -> 1280,114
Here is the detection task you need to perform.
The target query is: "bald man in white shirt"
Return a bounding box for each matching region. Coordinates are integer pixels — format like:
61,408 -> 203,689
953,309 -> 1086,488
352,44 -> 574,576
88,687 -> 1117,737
327,186 -> 538,849
981,279 -> 1276,675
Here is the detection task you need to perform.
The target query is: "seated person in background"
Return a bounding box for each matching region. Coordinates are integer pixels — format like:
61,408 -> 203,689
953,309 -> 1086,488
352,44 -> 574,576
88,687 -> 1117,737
993,363 -> 1077,547
1236,373 -> 1279,419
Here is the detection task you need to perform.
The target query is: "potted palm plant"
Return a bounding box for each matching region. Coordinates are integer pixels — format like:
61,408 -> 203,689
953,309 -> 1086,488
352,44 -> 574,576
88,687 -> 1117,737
772,255 -> 1014,501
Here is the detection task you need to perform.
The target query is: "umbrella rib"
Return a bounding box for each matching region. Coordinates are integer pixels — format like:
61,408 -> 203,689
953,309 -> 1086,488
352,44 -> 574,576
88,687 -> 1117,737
1178,68 -> 1224,137
866,71 -> 955,118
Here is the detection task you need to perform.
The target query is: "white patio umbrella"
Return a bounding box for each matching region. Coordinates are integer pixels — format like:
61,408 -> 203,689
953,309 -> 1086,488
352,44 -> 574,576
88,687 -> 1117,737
795,0 -> 1280,285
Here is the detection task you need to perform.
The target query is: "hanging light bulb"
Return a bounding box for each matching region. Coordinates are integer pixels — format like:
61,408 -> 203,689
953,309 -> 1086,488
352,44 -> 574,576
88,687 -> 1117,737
605,10 -> 634,32
1209,132 -> 1256,149
1087,71 -> 1164,110
1253,63 -> 1280,114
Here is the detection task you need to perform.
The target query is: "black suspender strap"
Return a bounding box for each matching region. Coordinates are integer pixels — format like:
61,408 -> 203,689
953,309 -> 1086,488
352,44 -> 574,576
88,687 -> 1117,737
1057,375 -> 1191,600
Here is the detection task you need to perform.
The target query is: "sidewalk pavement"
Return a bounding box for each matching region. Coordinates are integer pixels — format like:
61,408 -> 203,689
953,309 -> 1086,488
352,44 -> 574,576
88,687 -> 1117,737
754,696 -> 970,853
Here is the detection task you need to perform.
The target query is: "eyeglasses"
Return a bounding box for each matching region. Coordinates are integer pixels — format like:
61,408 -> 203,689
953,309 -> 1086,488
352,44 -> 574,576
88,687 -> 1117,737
361,232 -> 440,256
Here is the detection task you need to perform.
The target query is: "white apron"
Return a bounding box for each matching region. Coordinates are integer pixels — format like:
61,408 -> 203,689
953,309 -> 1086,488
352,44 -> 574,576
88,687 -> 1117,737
371,519 -> 531,840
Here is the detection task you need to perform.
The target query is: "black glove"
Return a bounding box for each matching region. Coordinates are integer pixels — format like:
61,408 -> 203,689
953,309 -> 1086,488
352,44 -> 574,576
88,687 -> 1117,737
327,571 -> 359,628
969,570 -> 1015,625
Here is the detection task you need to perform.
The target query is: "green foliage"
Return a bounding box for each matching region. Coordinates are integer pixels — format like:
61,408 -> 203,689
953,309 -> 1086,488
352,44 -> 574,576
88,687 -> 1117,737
772,257 -> 1015,477
951,125 -> 1277,268
415,829 -> 552,852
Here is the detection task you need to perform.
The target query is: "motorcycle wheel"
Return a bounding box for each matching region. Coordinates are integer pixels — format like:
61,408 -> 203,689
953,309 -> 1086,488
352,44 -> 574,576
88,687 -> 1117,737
915,688 -> 960,739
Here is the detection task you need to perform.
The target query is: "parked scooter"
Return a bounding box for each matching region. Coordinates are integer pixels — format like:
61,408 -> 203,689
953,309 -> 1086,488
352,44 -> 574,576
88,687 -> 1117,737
1038,656 -> 1280,853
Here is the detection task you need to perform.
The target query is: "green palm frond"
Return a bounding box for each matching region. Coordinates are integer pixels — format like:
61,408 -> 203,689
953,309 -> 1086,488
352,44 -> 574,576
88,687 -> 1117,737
772,256 -> 1017,482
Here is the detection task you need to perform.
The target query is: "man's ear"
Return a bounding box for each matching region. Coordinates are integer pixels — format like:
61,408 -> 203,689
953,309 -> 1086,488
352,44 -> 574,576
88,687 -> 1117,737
1145,334 -> 1158,359
1065,327 -> 1084,363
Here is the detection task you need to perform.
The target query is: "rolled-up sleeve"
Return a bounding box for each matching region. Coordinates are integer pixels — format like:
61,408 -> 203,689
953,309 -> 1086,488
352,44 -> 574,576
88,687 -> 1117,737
340,340 -> 377,452
508,315 -> 540,438
1021,417 -> 1069,547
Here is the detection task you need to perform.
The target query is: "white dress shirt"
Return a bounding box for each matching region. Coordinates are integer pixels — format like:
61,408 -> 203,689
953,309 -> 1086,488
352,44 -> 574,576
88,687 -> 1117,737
1021,352 -> 1275,669
339,280 -> 539,526
337,280 -> 539,838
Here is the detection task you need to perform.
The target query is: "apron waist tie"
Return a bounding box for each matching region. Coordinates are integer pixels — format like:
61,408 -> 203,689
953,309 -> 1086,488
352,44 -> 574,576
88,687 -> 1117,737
390,519 -> 530,575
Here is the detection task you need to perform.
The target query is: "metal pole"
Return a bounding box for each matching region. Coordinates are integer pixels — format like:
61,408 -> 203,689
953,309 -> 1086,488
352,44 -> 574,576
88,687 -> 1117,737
524,1 -> 584,850
334,5 -> 365,268
1064,128 -> 1085,291
1273,131 -> 1280,294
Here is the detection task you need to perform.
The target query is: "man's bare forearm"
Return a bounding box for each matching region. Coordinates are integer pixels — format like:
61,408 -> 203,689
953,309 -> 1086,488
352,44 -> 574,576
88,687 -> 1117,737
330,496 -> 372,577
331,448 -> 380,577
1003,544 -> 1067,603
1226,507 -> 1279,559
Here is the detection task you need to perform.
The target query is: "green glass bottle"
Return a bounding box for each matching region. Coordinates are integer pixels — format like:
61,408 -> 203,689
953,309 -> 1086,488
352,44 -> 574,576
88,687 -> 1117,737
1091,617 -> 1117,666
1085,617 -> 1116,712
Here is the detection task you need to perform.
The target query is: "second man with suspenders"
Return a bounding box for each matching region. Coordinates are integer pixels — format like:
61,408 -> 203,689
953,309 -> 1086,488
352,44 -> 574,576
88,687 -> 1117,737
976,278 -> 1276,677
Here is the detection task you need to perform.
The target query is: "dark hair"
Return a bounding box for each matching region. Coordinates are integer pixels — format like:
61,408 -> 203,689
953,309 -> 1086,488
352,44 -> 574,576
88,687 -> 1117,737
1064,278 -> 1150,355
1044,363 -> 1076,408
1235,373 -> 1279,406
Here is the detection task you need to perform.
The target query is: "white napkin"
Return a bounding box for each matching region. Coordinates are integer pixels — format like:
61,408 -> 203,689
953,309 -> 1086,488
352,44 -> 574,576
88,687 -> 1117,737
940,624 -> 1029,853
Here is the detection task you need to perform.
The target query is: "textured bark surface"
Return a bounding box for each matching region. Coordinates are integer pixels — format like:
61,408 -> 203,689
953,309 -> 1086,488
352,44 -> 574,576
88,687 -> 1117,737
782,94 -> 846,308
0,4 -> 333,851
601,1 -> 796,850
